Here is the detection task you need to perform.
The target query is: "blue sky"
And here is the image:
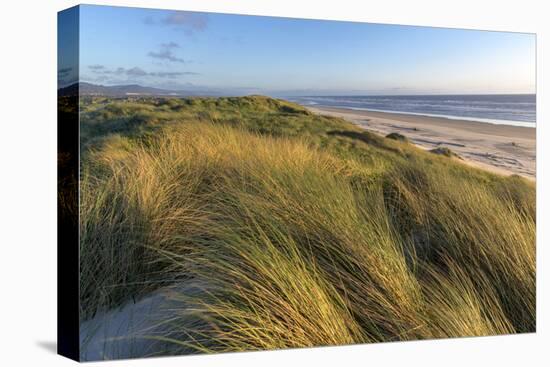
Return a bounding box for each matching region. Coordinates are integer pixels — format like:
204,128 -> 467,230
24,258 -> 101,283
59,4 -> 536,95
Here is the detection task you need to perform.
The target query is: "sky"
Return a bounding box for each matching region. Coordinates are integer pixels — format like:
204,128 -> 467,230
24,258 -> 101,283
58,4 -> 536,96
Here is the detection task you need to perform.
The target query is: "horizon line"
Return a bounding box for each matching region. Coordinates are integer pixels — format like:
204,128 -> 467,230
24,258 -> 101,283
59,81 -> 536,97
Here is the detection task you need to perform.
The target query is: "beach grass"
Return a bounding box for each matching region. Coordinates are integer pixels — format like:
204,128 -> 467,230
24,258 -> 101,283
77,96 -> 535,355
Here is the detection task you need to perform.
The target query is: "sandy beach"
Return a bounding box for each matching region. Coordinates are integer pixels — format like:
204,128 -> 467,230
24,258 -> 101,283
310,106 -> 536,180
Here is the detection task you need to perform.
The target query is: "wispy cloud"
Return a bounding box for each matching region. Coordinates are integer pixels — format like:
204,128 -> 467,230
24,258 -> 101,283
88,64 -> 105,71
143,11 -> 209,35
147,42 -> 185,63
150,71 -> 200,77
58,67 -> 72,75
162,11 -> 208,31
143,15 -> 155,25
162,42 -> 179,48
58,67 -> 77,86
126,67 -> 148,77
86,65 -> 199,80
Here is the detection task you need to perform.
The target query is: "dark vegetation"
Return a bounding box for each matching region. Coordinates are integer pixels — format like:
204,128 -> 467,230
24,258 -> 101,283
386,132 -> 409,142
430,146 -> 460,158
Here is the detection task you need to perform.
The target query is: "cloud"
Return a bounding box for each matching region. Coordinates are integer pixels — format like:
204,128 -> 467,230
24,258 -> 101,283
58,67 -> 77,86
162,11 -> 208,30
88,64 -> 105,71
162,41 -> 179,49
143,15 -> 155,25
143,11 -> 208,35
83,65 -> 199,82
89,66 -> 127,75
147,42 -> 185,63
126,67 -> 148,77
147,51 -> 185,63
149,71 -> 200,78
58,67 -> 72,75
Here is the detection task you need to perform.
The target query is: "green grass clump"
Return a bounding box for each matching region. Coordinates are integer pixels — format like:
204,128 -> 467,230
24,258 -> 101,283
79,96 -> 535,356
386,132 -> 409,142
430,146 -> 457,158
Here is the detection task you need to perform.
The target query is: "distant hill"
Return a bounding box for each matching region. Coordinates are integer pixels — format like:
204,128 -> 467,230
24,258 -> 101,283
58,82 -> 220,97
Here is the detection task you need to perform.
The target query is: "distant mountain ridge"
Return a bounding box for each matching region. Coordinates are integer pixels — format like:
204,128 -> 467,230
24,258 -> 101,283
58,82 -> 221,97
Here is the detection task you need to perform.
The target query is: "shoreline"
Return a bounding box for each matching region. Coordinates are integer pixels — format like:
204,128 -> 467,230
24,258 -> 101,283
308,105 -> 536,180
302,104 -> 535,128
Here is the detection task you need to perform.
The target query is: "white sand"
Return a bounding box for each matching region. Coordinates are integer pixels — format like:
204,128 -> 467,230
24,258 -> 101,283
310,106 -> 536,180
80,282 -> 204,361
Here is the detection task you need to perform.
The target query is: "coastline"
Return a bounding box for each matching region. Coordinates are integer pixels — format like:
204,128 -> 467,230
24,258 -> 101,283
308,106 -> 536,180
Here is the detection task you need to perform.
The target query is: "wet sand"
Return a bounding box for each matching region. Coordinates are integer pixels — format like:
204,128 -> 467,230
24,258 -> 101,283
310,106 -> 536,180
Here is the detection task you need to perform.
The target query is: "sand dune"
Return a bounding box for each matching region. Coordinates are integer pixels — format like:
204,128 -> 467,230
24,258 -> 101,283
310,107 -> 536,180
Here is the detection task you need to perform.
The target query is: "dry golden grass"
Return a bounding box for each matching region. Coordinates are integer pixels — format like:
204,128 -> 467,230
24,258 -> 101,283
79,98 -> 535,356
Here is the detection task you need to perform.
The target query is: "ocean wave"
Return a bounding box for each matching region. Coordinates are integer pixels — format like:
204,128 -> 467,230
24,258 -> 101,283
291,95 -> 536,125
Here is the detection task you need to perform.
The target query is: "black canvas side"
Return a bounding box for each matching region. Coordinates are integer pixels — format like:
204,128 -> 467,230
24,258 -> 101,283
57,5 -> 80,362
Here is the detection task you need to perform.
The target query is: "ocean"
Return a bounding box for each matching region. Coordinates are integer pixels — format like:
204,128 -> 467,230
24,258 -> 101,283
288,94 -> 536,127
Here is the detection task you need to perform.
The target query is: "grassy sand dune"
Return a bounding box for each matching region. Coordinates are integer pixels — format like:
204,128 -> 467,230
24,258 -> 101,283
77,96 -> 535,357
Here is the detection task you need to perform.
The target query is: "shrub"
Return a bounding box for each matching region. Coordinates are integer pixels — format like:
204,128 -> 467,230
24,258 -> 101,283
430,146 -> 457,158
386,132 -> 409,142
